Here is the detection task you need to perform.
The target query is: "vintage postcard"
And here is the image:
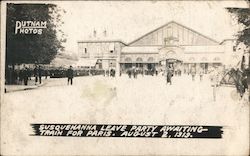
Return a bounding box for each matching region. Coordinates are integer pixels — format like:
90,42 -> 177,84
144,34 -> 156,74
0,0 -> 249,155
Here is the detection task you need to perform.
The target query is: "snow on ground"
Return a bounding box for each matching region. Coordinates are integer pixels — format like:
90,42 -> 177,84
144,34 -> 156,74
1,74 -> 249,155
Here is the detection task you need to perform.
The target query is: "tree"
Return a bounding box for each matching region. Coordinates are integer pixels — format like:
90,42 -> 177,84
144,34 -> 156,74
6,3 -> 66,66
227,7 -> 250,48
227,4 -> 250,70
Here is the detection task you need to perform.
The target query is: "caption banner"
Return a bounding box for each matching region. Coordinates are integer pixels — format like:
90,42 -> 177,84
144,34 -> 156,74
31,124 -> 223,138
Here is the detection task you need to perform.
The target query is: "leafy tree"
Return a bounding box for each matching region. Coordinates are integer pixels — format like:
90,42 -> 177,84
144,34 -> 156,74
227,4 -> 250,70
227,7 -> 250,48
6,3 -> 66,66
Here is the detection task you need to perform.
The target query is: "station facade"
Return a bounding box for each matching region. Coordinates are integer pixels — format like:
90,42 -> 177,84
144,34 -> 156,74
77,21 -> 238,74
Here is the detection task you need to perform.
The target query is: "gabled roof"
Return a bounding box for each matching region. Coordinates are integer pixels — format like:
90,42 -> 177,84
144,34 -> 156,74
128,21 -> 219,45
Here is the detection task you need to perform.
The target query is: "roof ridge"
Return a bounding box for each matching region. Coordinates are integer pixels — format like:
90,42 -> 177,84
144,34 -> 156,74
128,20 -> 219,45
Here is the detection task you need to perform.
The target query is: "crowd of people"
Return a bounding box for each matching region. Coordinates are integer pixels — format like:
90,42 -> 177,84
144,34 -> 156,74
104,69 -> 116,77
5,65 -> 49,85
123,66 -> 183,85
5,63 -> 249,99
124,67 -> 160,79
5,65 -> 107,86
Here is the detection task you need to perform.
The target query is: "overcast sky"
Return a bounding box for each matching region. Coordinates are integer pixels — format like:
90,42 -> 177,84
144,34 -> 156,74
18,1 -> 250,53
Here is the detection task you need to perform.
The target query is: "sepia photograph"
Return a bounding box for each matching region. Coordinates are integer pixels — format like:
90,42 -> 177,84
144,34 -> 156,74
0,0 -> 249,155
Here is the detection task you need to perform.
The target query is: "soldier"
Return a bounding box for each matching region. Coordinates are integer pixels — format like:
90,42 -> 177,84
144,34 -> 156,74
133,68 -> 137,79
38,65 -> 42,84
34,65 -> 38,85
19,68 -> 23,85
127,69 -> 132,78
166,70 -> 173,85
23,67 -> 29,86
44,69 -> 49,79
199,69 -> 204,81
191,66 -> 196,81
67,66 -> 74,85
112,69 -> 116,77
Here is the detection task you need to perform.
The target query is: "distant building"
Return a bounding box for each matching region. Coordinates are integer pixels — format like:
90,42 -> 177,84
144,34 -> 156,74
78,40 -> 126,70
78,21 -> 240,74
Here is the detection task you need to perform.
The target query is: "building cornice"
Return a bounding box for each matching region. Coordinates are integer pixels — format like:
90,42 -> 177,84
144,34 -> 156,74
77,40 -> 127,46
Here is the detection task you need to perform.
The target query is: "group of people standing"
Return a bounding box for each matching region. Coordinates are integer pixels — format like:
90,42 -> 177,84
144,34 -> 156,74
33,65 -> 46,85
104,69 -> 116,77
5,65 -> 49,86
127,68 -> 139,79
190,67 -> 204,82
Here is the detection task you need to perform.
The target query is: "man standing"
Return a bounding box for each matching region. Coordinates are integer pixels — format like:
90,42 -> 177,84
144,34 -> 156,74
23,67 -> 29,86
127,69 -> 132,78
166,70 -> 173,85
38,65 -> 42,84
67,66 -> 74,85
133,68 -> 137,79
44,69 -> 49,79
199,69 -> 204,81
34,65 -> 38,85
191,66 -> 196,81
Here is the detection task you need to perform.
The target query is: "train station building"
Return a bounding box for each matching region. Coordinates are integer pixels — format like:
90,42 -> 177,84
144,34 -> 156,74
77,21 -> 240,74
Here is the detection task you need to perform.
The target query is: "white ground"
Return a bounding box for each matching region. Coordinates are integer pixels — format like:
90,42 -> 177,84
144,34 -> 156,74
1,74 -> 249,155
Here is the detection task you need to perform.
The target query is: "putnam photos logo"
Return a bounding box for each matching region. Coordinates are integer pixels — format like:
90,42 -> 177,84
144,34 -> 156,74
15,21 -> 47,35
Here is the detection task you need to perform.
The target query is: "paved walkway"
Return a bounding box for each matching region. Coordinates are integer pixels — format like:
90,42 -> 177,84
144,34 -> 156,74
2,75 -> 249,155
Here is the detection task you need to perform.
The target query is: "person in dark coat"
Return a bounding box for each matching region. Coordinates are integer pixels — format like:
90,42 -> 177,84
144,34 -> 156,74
38,66 -> 42,84
166,70 -> 173,85
23,67 -> 29,86
127,69 -> 132,78
67,66 -> 74,85
110,69 -> 116,77
28,68 -> 32,80
19,69 -> 24,84
34,65 -> 38,84
13,70 -> 18,84
45,69 -> 49,79
110,69 -> 113,77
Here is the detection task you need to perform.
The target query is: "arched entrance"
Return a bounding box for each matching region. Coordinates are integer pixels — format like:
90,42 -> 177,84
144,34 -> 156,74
159,49 -> 184,75
165,58 -> 183,76
124,57 -> 132,68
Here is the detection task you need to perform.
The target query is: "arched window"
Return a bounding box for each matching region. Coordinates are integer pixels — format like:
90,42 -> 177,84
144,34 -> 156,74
136,57 -> 143,62
167,50 -> 176,55
147,57 -> 154,62
125,57 -> 132,62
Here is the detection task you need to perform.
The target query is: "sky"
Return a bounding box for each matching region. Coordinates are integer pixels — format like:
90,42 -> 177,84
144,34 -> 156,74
29,1 -> 250,53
